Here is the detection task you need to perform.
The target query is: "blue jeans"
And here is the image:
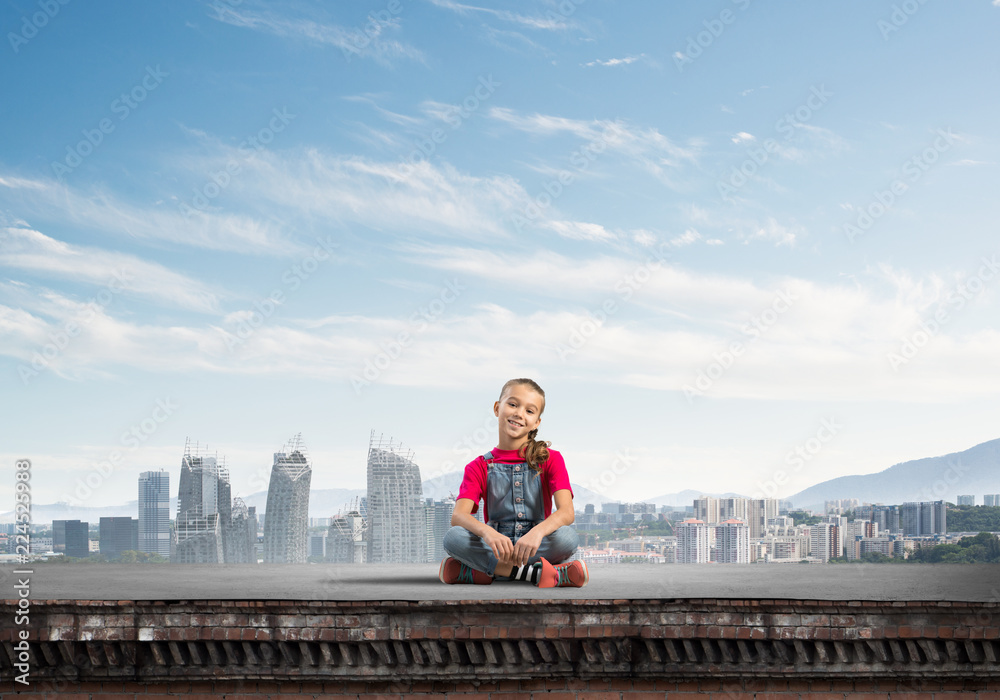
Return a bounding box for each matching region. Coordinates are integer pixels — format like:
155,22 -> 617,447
442,523 -> 579,578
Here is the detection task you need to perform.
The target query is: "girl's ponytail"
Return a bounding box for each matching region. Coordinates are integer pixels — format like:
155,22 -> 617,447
520,427 -> 550,473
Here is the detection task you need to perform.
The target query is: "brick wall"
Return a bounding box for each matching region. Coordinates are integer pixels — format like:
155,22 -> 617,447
2,596 -> 998,697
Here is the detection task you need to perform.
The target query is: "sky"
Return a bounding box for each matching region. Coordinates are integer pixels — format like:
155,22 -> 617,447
1,0 -> 999,514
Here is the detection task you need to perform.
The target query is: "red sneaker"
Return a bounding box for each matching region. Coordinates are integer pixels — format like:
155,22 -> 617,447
536,557 -> 589,588
438,557 -> 493,585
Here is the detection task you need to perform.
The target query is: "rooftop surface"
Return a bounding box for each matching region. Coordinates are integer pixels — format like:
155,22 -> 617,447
2,563 -> 997,602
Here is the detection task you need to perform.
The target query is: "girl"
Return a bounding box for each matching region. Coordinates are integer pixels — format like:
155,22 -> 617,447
440,378 -> 588,587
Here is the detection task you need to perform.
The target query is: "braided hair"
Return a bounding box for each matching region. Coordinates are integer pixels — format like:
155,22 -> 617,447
498,378 -> 550,473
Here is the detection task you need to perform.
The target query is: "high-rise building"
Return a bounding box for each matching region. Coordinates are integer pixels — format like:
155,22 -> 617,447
53,520 -> 89,558
138,470 -> 171,558
957,495 -> 975,506
900,501 -> 947,536
263,433 -> 313,563
173,441 -> 231,564
985,494 -> 1000,507
693,497 -> 719,525
99,517 -> 138,558
676,518 -> 710,563
719,497 -> 749,525
749,499 -> 779,539
426,498 -> 455,562
224,497 -> 258,564
366,431 -> 425,563
715,519 -> 749,563
856,504 -> 900,534
309,532 -> 328,559
328,507 -> 367,563
810,522 -> 841,562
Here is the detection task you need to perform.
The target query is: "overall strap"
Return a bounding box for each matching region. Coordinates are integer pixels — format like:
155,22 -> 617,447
482,451 -> 494,463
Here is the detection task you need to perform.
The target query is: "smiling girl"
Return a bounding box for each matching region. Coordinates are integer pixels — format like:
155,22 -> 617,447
439,378 -> 588,587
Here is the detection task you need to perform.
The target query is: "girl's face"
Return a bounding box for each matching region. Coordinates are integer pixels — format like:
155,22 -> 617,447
494,383 -> 544,443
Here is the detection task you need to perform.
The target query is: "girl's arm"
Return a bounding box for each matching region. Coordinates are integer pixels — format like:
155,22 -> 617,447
451,497 -> 515,564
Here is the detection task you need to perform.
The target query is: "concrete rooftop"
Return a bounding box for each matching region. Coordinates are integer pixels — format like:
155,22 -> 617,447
2,563 -> 997,602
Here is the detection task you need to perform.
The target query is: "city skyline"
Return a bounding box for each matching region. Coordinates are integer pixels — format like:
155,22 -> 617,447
3,3 -> 1000,512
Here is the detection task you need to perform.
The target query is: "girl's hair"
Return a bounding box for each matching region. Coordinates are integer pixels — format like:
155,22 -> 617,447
499,378 -> 550,472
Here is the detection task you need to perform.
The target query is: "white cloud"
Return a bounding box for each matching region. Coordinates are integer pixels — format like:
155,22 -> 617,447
208,6 -> 423,65
0,227 -> 223,313
0,173 -> 299,256
731,132 -> 755,144
426,0 -> 578,31
583,55 -> 643,68
544,220 -> 616,241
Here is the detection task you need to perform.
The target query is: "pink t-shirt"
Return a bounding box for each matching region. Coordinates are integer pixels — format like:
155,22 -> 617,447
456,446 -> 573,524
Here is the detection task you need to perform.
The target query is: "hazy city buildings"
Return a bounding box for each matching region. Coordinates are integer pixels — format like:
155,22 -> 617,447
810,522 -> 842,563
328,507 -> 367,563
53,519 -> 90,558
676,518 -> 710,563
138,469 -> 171,558
173,441 -> 231,564
99,517 -> 138,558
263,434 -> 313,564
900,501 -> 947,536
715,519 -> 750,563
957,495 -> 975,506
986,494 -> 1000,507
224,497 -> 258,564
366,431 -> 425,563
426,497 -> 454,563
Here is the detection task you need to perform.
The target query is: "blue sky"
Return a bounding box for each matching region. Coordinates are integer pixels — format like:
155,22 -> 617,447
2,0 -> 999,512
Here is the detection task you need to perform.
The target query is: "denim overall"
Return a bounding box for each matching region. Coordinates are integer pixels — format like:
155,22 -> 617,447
442,451 -> 579,577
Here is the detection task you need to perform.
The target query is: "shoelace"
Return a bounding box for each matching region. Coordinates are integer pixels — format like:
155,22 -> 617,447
457,564 -> 476,584
556,564 -> 572,586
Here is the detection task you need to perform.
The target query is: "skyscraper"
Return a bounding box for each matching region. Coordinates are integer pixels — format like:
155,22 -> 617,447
957,495 -> 975,506
328,507 -> 367,563
224,497 -> 258,564
810,522 -> 841,562
426,497 -> 455,563
693,497 -> 720,524
986,494 -> 1000,507
676,518 -> 710,563
900,501 -> 947,536
366,431 -> 425,563
749,499 -> 779,539
99,517 -> 138,558
173,440 -> 231,564
715,519 -> 750,563
138,470 -> 170,558
263,433 -> 312,563
53,520 -> 89,558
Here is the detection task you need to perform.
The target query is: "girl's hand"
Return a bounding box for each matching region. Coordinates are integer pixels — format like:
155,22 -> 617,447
483,529 -> 514,564
512,529 -> 543,566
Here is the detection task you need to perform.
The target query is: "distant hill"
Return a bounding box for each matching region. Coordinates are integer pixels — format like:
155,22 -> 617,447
788,438 -> 1000,511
